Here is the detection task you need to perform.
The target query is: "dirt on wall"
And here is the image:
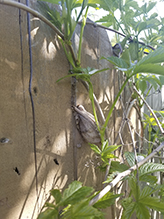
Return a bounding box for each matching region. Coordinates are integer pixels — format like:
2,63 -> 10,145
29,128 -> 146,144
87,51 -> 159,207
0,1 -> 137,219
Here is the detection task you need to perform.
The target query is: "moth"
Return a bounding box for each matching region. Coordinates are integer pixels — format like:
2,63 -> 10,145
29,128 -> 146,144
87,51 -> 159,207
72,105 -> 101,144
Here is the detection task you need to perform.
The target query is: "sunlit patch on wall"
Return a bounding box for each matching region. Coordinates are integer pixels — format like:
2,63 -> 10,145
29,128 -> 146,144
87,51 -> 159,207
3,58 -> 17,70
41,38 -> 56,60
30,27 -> 39,41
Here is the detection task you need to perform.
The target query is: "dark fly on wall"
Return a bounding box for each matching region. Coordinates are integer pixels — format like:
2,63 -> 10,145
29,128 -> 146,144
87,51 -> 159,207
13,167 -> 20,175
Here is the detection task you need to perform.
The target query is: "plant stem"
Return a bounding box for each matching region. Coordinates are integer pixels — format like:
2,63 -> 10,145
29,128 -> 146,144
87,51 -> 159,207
78,6 -> 89,64
88,82 -> 99,129
102,77 -> 129,135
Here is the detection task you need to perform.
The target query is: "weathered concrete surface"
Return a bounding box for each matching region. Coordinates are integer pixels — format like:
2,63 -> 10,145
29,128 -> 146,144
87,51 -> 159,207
0,1 -> 138,219
0,2 -> 73,218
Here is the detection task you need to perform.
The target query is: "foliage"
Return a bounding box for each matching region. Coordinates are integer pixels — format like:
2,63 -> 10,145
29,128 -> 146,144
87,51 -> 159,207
90,141 -> 121,165
37,181 -> 119,219
121,176 -> 164,219
33,0 -> 164,218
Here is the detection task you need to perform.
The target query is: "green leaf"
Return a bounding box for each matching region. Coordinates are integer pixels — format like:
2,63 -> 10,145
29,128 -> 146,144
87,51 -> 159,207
138,80 -> 147,94
124,152 -> 135,167
159,76 -> 164,85
129,40 -> 138,61
137,22 -> 147,35
128,177 -> 140,200
136,47 -> 164,66
146,75 -> 162,89
141,196 -> 164,213
88,68 -> 109,76
37,208 -> 58,219
135,202 -> 150,219
121,49 -> 132,68
102,56 -> 129,69
90,144 -> 101,154
101,144 -> 121,155
61,181 -> 94,206
139,174 -> 157,184
121,201 -> 136,219
63,199 -> 104,219
139,186 -> 157,200
110,161 -> 129,173
133,63 -> 164,75
147,2 -> 156,13
100,145 -> 121,163
50,189 -> 62,204
150,12 -> 158,19
121,197 -> 133,209
101,140 -> 109,151
139,162 -> 164,177
93,192 -> 121,209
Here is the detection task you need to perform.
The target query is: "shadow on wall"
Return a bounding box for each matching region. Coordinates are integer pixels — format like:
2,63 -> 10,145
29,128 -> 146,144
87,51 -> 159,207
0,3 -> 73,219
0,2 -> 118,219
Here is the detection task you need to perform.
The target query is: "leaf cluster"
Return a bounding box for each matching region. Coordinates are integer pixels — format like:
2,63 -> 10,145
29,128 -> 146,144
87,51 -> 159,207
37,181 -> 119,219
39,0 -> 88,40
122,176 -> 164,219
36,1 -> 164,218
90,140 -> 121,166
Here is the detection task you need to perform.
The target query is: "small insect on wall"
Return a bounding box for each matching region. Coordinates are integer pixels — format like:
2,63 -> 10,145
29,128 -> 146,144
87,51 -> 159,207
0,1 -> 139,219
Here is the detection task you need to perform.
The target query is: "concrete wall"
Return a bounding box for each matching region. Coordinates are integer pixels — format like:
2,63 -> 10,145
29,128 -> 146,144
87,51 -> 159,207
0,1 -> 137,219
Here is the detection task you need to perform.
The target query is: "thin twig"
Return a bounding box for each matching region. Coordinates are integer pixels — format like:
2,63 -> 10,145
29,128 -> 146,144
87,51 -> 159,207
114,98 -> 137,145
133,86 -> 164,134
82,21 -> 155,51
89,141 -> 164,206
127,120 -> 139,183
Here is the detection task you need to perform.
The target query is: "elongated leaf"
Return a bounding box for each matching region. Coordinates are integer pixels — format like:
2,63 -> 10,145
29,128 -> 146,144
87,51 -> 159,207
124,152 -> 135,167
139,186 -> 157,200
136,47 -> 164,66
101,144 -> 121,155
110,161 -> 129,172
147,2 -> 156,13
139,174 -> 157,184
133,63 -> 164,75
135,202 -> 150,219
90,144 -> 101,154
159,75 -> 164,85
121,202 -> 136,219
139,162 -> 164,177
138,80 -> 147,93
93,192 -> 121,209
137,22 -> 147,35
146,76 -> 161,89
88,68 -> 109,76
141,197 -> 164,213
101,140 -> 109,151
128,177 -> 140,200
102,56 -> 129,69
